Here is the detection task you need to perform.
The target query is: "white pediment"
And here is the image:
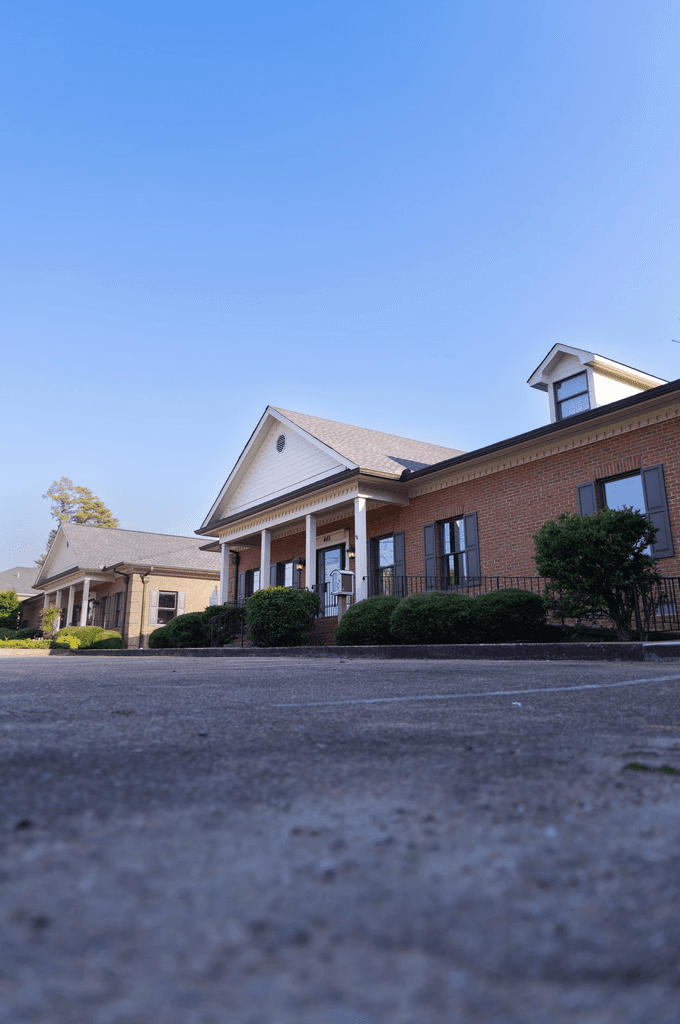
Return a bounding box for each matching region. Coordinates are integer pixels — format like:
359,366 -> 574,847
38,528 -> 78,582
210,415 -> 352,523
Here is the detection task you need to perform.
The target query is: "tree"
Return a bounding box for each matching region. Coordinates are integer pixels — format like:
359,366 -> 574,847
533,507 -> 659,641
0,589 -> 21,630
35,477 -> 119,566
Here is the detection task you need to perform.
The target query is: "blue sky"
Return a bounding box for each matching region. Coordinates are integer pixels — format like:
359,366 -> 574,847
2,0 -> 680,570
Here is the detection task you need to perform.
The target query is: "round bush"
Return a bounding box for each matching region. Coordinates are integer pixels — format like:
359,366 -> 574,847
246,587 -> 320,647
148,613 -> 209,649
88,635 -> 124,649
334,595 -> 402,646
202,604 -> 246,646
469,589 -> 547,642
389,591 -> 473,645
54,626 -> 122,649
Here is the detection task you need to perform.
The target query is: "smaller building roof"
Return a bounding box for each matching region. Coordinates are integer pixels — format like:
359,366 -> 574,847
0,567 -> 40,599
527,344 -> 666,392
35,523 -> 221,588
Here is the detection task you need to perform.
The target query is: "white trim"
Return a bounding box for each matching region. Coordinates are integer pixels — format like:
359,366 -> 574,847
305,515 -> 316,590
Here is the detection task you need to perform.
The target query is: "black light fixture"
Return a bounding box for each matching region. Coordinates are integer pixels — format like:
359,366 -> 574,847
347,545 -> 356,559
295,556 -> 305,571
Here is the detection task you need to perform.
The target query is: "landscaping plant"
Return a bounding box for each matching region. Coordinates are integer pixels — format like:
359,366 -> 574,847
533,507 -> 659,641
246,587 -> 319,647
389,591 -> 472,644
334,595 -> 402,646
469,588 -> 547,642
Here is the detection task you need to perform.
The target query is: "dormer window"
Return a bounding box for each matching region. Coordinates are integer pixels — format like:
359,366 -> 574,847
554,372 -> 590,420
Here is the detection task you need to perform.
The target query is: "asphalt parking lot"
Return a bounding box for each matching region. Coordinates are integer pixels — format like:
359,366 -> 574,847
1,656 -> 680,1024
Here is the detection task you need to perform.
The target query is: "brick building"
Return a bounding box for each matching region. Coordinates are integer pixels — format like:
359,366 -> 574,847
30,524 -> 220,647
197,345 -> 677,627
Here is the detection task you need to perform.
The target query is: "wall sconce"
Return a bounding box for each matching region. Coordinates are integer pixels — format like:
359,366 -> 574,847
295,556 -> 306,571
347,545 -> 356,559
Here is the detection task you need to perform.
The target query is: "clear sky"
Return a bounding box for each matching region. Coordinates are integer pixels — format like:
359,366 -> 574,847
2,0 -> 680,571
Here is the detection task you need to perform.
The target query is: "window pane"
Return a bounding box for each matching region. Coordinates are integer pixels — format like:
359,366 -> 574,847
284,562 -> 293,588
158,592 -> 176,608
555,373 -> 587,400
443,518 -> 465,554
442,522 -> 451,554
378,537 -> 394,568
603,474 -> 645,513
558,392 -> 590,417
253,570 -> 260,592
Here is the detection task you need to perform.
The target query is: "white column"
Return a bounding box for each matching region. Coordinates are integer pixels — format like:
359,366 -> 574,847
305,514 -> 316,591
354,497 -> 368,603
55,590 -> 63,631
43,592 -> 50,610
66,585 -> 75,627
260,530 -> 271,589
220,542 -> 230,604
79,579 -> 90,627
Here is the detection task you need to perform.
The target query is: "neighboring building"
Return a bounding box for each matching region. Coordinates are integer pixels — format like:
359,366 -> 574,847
29,524 -> 220,647
0,567 -> 40,628
196,346 -> 678,626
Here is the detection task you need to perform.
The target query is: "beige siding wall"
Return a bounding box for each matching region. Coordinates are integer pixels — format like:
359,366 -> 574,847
125,572 -> 219,649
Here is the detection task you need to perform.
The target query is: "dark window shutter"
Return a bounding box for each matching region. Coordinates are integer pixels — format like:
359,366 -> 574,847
423,524 -> 437,591
270,564 -> 278,587
642,464 -> 674,558
393,531 -> 405,596
577,482 -> 598,516
463,512 -> 480,581
293,563 -> 301,589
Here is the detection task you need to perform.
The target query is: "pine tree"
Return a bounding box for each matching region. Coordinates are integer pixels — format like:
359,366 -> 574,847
35,477 -> 119,566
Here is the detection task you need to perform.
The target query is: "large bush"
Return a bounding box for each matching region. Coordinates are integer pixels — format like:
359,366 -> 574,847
246,587 -> 320,647
334,595 -> 402,646
203,604 -> 246,646
0,638 -> 51,649
534,507 -> 659,641
469,589 -> 547,642
148,613 -> 209,649
0,589 -> 21,630
389,591 -> 473,644
54,626 -> 123,649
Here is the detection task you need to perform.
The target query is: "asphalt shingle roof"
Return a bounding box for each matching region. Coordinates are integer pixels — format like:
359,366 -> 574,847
274,408 -> 464,475
0,567 -> 40,598
38,524 -> 220,584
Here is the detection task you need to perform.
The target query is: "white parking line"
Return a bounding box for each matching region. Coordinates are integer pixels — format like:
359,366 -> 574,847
272,674 -> 680,709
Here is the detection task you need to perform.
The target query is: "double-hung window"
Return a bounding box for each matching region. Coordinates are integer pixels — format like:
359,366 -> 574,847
157,591 -> 178,624
577,465 -> 674,559
370,532 -> 405,596
423,513 -> 480,590
555,372 -> 590,420
440,517 -> 469,586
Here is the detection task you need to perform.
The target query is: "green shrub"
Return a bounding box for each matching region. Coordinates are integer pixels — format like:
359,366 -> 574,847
246,587 -> 320,647
148,613 -> 210,649
469,589 -> 547,642
202,604 -> 246,646
0,627 -> 16,639
0,638 -> 50,649
16,627 -> 42,639
88,635 -> 124,649
334,595 -> 402,646
389,591 -> 473,644
52,634 -> 81,649
0,589 -> 21,630
54,626 -> 122,649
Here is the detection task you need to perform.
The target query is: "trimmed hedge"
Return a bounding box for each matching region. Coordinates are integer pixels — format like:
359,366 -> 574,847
54,626 -> 123,649
246,587 -> 319,648
203,604 -> 245,646
469,588 -> 547,642
148,613 -> 209,649
0,639 -> 51,649
389,591 -> 473,645
334,595 -> 403,646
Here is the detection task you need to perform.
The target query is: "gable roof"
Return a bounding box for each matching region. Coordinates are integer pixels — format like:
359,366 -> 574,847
199,405 -> 465,532
527,344 -> 666,392
35,523 -> 220,587
0,566 -> 40,599
273,408 -> 464,475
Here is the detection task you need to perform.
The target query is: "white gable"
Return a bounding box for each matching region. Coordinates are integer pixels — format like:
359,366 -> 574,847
217,419 -> 349,520
40,529 -> 78,580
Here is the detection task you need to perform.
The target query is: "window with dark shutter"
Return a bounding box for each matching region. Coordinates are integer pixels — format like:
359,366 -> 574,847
577,482 -> 598,516
423,523 -> 437,591
641,464 -> 674,558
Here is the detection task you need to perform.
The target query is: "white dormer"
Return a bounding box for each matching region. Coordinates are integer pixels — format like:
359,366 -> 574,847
527,344 -> 666,424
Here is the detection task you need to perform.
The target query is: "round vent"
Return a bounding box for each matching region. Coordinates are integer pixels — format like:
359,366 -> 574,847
276,433 -> 286,453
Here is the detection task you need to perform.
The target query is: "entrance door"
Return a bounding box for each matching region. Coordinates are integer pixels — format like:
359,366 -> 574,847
317,545 -> 344,617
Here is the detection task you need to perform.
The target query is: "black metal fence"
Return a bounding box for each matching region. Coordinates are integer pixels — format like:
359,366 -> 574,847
209,574 -> 680,643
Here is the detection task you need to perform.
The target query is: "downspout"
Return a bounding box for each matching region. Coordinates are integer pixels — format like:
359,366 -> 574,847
138,568 -> 153,649
231,550 -> 240,604
112,569 -> 130,646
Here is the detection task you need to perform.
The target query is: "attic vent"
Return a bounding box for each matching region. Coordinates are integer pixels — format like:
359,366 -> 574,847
276,434 -> 286,453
